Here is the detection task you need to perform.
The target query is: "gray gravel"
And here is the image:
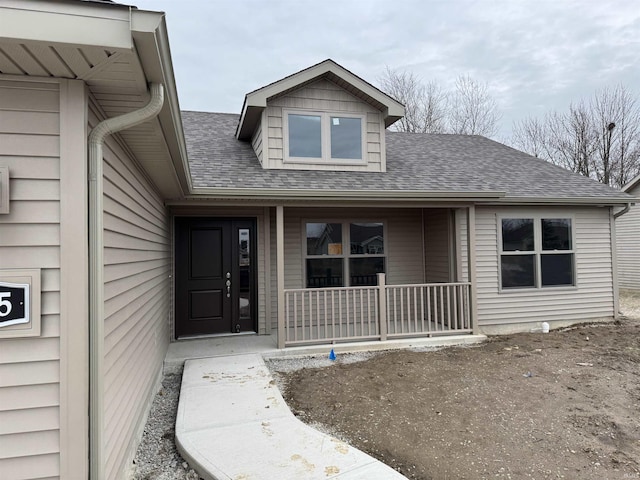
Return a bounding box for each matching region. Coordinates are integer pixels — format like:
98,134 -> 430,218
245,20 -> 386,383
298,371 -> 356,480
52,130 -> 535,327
128,351 -> 378,479
130,371 -> 202,480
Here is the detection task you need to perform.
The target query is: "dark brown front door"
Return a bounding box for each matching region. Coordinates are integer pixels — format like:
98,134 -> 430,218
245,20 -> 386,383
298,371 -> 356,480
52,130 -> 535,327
175,217 -> 256,338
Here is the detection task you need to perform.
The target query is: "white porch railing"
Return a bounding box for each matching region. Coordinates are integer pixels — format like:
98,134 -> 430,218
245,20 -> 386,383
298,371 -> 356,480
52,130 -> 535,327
283,274 -> 473,346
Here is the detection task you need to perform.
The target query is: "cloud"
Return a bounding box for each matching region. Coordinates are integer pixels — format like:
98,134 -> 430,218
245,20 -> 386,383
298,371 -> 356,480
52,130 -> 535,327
134,0 -> 640,138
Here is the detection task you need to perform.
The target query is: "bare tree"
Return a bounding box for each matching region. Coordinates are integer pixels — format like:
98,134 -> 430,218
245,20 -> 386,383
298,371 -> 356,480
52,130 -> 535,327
378,67 -> 448,134
510,85 -> 640,188
449,75 -> 501,137
591,85 -> 640,187
552,102 -> 598,178
511,116 -> 548,158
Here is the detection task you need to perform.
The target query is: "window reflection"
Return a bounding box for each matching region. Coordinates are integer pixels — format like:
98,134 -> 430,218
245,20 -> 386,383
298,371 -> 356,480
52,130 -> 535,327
239,228 -> 250,321
289,114 -> 321,158
350,223 -> 384,254
306,223 -> 342,255
542,219 -> 571,250
331,117 -> 362,159
306,258 -> 343,288
502,218 -> 534,251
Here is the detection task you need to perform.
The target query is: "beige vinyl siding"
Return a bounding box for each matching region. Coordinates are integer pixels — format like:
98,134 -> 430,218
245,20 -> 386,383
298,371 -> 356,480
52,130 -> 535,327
265,78 -> 385,171
457,208 -> 469,282
251,111 -> 264,165
386,209 -> 425,284
617,184 -> 640,289
89,101 -> 172,480
424,209 -> 452,282
0,79 -> 61,479
170,206 -> 270,336
475,206 -> 614,326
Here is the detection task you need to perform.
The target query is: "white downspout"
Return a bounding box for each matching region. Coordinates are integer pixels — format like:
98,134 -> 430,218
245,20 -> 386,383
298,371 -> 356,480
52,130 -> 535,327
88,83 -> 164,480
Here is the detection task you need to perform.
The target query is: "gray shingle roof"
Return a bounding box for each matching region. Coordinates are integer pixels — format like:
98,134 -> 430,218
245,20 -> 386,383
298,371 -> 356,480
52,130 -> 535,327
182,110 -> 630,202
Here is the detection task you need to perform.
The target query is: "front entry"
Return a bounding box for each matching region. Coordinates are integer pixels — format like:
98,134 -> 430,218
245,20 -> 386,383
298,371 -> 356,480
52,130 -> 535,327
175,217 -> 256,338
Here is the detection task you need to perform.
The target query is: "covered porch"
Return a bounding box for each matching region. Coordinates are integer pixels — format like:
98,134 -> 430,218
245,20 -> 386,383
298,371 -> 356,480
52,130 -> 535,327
272,204 -> 479,348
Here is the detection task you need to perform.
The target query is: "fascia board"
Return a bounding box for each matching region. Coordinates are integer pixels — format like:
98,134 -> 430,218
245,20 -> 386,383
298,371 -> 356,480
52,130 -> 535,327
186,188 -> 506,202
130,9 -> 192,197
487,196 -> 635,207
622,173 -> 640,193
184,188 -> 633,207
247,60 -> 404,114
0,1 -> 133,50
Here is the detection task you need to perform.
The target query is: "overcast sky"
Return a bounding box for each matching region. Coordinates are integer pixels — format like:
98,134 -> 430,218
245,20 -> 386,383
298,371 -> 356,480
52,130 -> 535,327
133,0 -> 640,140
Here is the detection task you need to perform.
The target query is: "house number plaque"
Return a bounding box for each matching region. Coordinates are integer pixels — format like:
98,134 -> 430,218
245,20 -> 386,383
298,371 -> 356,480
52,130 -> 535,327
0,281 -> 30,327
0,269 -> 40,338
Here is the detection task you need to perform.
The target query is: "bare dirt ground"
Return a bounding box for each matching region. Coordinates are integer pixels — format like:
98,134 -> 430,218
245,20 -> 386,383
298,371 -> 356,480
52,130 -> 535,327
272,290 -> 640,480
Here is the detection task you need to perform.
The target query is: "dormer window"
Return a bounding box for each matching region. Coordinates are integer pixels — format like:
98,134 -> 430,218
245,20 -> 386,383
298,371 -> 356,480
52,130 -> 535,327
284,109 -> 365,164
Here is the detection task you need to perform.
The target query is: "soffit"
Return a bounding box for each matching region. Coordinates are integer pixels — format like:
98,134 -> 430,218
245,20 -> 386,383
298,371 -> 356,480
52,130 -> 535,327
0,1 -> 188,200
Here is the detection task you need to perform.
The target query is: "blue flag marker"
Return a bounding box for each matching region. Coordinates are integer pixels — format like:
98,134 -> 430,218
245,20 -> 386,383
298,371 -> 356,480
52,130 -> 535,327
329,349 -> 336,361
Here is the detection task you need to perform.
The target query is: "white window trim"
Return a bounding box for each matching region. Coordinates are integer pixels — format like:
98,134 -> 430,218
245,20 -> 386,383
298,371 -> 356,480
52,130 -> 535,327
302,219 -> 387,288
283,109 -> 367,166
498,214 -> 577,292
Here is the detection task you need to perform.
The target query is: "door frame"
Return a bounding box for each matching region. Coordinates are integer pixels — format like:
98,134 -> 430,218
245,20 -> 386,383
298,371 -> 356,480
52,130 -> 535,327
173,216 -> 258,338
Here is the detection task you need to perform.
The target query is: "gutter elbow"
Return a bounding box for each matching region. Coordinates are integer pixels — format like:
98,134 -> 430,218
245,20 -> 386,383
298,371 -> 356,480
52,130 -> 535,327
614,203 -> 632,219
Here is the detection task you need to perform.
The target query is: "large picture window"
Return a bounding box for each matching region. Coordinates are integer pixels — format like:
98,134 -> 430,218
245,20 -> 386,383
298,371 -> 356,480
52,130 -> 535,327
500,217 -> 575,290
305,222 -> 385,288
284,110 -> 364,164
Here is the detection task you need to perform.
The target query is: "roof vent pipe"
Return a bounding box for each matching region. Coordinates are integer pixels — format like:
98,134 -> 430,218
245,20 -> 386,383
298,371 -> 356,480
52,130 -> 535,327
88,83 -> 164,480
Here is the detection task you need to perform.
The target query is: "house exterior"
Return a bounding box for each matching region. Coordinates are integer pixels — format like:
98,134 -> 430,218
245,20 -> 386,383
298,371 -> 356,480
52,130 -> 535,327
617,174 -> 640,289
0,1 -> 186,479
0,1 -> 635,479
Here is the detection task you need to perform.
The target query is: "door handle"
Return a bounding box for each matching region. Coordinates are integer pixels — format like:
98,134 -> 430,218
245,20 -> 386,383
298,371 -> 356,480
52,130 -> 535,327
226,279 -> 231,297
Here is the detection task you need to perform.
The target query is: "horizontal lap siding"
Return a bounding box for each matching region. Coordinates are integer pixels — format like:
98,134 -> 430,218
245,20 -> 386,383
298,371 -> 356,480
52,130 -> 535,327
0,80 -> 61,479
266,79 -> 383,171
90,102 -> 171,480
617,184 -> 640,289
386,210 -> 425,284
424,209 -> 451,282
475,206 -> 614,326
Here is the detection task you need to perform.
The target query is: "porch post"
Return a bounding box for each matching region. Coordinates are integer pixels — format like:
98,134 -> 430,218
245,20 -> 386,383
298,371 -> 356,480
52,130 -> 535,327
377,273 -> 387,341
276,205 -> 286,348
467,205 -> 479,334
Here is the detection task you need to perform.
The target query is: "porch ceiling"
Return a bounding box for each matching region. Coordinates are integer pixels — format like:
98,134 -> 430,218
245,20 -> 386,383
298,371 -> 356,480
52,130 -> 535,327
0,0 -> 190,200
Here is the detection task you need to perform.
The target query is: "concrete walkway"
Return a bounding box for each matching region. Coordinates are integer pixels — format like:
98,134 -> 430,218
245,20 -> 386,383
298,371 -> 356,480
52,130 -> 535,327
173,334 -> 487,479
176,353 -> 408,479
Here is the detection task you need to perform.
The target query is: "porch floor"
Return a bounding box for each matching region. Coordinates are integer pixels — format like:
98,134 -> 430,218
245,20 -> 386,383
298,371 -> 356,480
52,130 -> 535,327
170,333 -> 486,480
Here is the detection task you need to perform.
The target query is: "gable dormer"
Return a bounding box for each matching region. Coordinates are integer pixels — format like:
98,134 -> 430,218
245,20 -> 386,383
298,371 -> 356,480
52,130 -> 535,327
236,59 -> 404,172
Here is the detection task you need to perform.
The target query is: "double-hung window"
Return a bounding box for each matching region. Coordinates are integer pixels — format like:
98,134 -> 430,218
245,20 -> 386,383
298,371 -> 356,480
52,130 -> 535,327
305,222 -> 385,288
500,217 -> 575,289
284,110 -> 365,164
